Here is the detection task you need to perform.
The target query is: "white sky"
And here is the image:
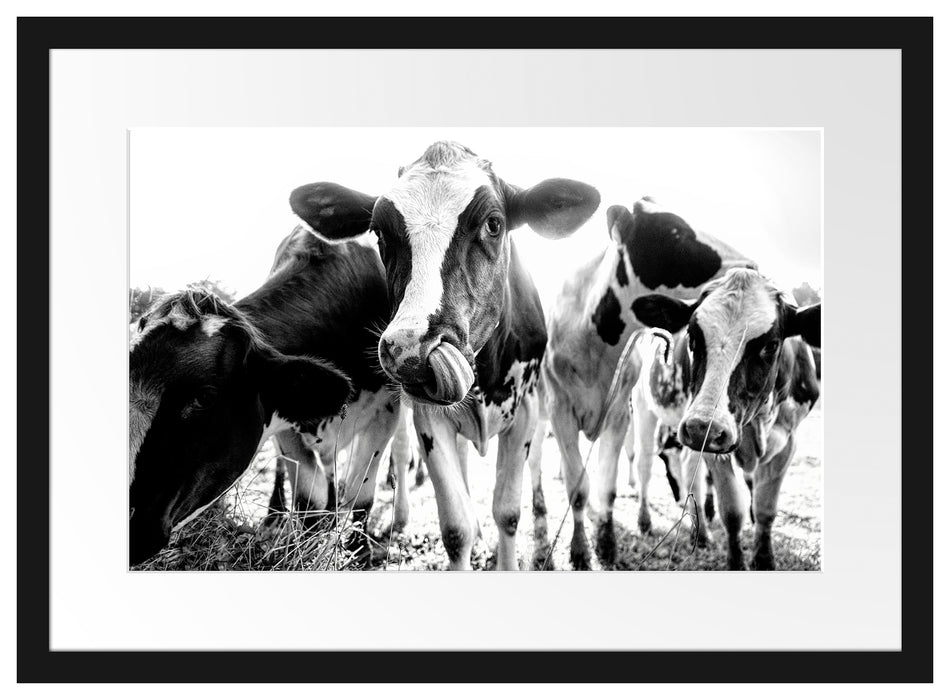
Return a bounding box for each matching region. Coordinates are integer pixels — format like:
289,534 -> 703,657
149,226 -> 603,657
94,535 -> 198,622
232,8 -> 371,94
130,128 -> 821,307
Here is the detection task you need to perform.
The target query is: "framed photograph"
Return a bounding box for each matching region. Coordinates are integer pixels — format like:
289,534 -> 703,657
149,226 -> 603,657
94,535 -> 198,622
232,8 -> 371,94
18,15 -> 932,683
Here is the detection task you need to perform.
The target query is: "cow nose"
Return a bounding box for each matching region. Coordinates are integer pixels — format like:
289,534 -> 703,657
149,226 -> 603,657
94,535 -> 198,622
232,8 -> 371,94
378,328 -> 437,385
680,416 -> 735,453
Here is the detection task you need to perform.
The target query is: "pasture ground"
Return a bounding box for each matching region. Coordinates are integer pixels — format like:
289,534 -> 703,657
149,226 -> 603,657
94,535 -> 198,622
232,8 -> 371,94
137,404 -> 821,572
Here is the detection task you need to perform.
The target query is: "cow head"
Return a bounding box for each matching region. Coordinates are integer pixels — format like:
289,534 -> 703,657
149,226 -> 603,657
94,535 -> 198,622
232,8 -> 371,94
632,268 -> 820,454
290,141 -> 600,405
128,288 -> 351,565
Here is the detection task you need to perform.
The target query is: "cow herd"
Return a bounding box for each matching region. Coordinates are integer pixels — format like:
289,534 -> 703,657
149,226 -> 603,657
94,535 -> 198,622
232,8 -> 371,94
129,141 -> 821,571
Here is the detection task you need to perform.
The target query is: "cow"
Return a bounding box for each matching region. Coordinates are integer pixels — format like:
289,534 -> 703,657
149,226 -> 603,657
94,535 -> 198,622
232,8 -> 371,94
541,197 -> 754,568
288,141 -> 600,570
632,267 -> 821,570
129,227 -> 403,566
621,328 -> 710,549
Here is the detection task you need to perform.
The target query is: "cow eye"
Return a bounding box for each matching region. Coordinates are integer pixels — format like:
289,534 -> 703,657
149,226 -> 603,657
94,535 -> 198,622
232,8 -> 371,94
189,386 -> 218,412
483,215 -> 503,237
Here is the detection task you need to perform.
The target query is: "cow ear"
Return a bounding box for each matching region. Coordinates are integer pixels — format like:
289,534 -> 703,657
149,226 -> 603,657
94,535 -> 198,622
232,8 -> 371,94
632,294 -> 694,334
505,178 -> 600,239
787,303 -> 821,348
251,351 -> 353,427
289,182 -> 377,240
606,204 -> 634,244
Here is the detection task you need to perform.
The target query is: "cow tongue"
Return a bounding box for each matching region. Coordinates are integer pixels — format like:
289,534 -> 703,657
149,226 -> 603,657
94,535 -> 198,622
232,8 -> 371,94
424,343 -> 475,404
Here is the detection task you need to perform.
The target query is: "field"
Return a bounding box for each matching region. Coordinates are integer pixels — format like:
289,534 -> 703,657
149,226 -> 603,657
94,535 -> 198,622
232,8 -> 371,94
137,402 -> 821,572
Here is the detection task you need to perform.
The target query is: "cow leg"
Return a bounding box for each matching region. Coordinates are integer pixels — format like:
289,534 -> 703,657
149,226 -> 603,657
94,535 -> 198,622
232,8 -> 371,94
707,455 -> 747,570
751,435 -> 795,571
704,467 -> 717,522
457,435 -> 484,541
334,396 -> 399,566
679,449 -> 709,548
263,451 -> 288,526
630,393 -> 658,535
526,416 -> 551,569
384,404 -> 413,534
315,441 -> 338,511
457,435 -> 471,494
623,414 -> 638,490
744,472 -> 756,524
592,405 -> 629,565
659,448 -> 683,505
414,408 -> 478,570
274,429 -> 328,530
493,393 -> 537,571
414,458 -> 429,487
548,404 -> 590,570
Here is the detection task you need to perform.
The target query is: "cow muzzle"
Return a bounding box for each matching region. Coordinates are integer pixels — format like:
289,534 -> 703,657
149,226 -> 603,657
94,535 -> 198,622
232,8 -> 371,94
379,330 -> 475,405
679,414 -> 737,454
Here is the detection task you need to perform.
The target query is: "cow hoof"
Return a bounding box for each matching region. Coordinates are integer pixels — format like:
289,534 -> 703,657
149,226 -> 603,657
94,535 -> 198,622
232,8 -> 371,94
751,554 -> 775,571
569,530 -> 592,570
381,517 -> 407,537
570,549 -> 592,571
692,529 -> 709,549
727,557 -> 748,571
531,547 -> 556,571
638,511 -> 652,535
594,518 -> 616,565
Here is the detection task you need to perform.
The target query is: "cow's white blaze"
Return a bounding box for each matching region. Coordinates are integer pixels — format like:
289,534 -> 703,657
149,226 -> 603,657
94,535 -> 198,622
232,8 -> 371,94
384,157 -> 493,338
689,271 -> 778,431
201,315 -> 227,337
129,381 -> 162,482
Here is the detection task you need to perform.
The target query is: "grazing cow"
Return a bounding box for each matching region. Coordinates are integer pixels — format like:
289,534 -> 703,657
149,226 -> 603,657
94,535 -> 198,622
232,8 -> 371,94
542,197 -> 754,568
129,227 -> 402,566
622,328 -> 711,548
632,267 -> 821,569
289,141 -> 600,569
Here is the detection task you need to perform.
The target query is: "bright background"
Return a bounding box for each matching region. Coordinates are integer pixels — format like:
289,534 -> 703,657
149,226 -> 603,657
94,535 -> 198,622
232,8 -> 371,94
130,128 -> 821,306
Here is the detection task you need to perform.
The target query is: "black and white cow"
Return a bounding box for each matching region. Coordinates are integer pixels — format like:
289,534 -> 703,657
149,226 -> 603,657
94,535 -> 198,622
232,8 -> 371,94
542,197 -> 754,568
623,329 -> 712,547
129,227 -> 402,566
289,141 -> 600,570
632,267 -> 821,570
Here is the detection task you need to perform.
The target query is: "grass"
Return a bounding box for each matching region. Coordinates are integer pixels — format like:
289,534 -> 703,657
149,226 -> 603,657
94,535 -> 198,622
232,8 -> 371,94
132,411 -> 822,572
132,449 -> 370,572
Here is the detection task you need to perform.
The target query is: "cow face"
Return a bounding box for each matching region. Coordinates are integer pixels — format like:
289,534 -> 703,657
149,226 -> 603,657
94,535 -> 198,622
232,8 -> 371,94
632,268 -> 820,454
290,141 -> 600,405
128,290 -> 351,566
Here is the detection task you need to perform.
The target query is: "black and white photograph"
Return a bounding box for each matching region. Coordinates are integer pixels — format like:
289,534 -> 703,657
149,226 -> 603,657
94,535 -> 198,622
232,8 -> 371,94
128,128 -> 822,572
18,8 -> 934,685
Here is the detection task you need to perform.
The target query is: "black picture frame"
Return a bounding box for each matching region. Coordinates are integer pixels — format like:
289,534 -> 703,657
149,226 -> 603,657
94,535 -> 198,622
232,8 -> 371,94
17,15 -> 933,683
